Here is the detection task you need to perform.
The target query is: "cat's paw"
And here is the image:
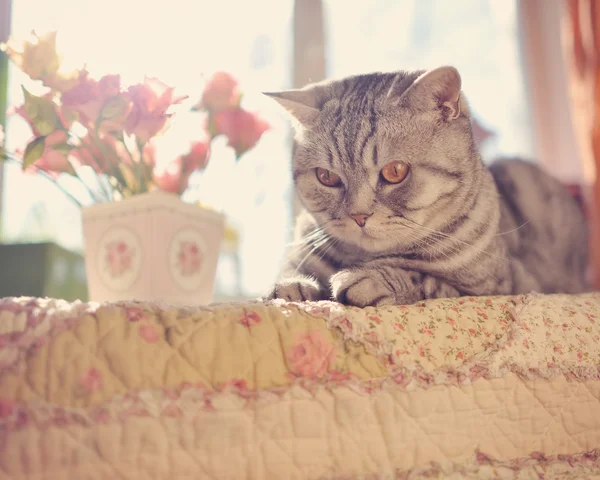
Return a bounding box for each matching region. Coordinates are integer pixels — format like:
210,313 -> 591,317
266,277 -> 325,302
330,269 -> 394,307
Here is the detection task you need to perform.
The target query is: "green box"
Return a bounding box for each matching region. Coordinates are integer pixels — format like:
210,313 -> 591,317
0,242 -> 88,301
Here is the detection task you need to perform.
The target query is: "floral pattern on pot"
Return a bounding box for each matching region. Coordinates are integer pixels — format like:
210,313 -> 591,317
176,241 -> 202,277
105,240 -> 134,277
96,226 -> 142,291
168,227 -> 207,291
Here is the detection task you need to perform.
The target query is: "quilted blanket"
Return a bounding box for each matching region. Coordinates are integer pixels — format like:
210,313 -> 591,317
1,293 -> 600,479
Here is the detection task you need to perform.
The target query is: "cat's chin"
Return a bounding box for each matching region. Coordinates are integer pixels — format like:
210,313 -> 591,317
330,229 -> 403,254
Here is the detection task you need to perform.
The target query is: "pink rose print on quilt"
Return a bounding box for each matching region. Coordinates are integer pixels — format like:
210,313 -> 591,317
80,368 -> 103,393
287,330 -> 336,378
176,241 -> 202,276
139,324 -> 160,343
240,311 -> 262,327
0,398 -> 15,418
105,240 -> 134,277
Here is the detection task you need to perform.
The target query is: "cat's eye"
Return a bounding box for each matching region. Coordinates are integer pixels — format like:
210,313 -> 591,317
316,168 -> 342,187
380,161 -> 409,184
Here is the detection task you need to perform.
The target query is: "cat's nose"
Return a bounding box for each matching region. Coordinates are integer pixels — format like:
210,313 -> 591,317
350,213 -> 371,227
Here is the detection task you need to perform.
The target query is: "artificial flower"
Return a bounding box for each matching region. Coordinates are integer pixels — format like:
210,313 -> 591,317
194,71 -> 241,112
181,140 -> 210,173
124,77 -> 187,143
3,32 -> 265,204
25,130 -> 72,177
8,93 -> 74,136
211,108 -> 269,157
152,140 -> 209,195
136,141 -> 157,168
153,158 -> 187,194
61,72 -> 131,131
1,31 -> 60,81
43,69 -> 81,93
70,133 -> 120,173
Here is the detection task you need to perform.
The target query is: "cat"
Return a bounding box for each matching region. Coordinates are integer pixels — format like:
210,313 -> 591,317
264,66 -> 589,307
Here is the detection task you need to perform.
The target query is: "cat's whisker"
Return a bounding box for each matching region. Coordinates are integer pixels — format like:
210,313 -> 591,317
400,217 -> 508,262
395,221 -> 501,282
293,235 -> 333,275
287,228 -> 324,247
494,220 -> 531,236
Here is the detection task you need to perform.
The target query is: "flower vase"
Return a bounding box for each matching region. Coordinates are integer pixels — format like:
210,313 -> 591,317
81,190 -> 225,305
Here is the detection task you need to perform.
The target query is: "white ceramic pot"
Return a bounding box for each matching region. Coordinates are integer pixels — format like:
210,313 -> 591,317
81,191 -> 225,305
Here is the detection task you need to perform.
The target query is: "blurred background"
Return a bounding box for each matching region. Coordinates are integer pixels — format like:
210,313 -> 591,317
0,0 -> 596,301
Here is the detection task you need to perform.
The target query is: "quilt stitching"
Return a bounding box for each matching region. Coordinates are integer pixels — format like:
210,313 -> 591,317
2,293 -> 600,479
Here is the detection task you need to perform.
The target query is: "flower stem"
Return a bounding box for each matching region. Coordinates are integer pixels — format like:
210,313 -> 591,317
32,166 -> 83,208
3,151 -> 82,208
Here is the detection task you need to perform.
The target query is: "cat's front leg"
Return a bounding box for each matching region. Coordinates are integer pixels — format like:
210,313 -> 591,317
265,275 -> 328,302
330,267 -> 461,307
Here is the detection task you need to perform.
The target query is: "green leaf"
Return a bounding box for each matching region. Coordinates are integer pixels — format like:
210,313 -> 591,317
22,136 -> 46,169
52,143 -> 73,155
21,86 -> 61,135
65,159 -> 77,176
22,87 -> 39,119
96,95 -> 130,133
0,147 -> 8,162
100,95 -> 130,120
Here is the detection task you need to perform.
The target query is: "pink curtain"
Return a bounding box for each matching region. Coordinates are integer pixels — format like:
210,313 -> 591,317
562,0 -> 600,288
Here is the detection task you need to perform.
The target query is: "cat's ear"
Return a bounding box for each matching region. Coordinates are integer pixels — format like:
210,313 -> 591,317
390,66 -> 463,120
263,89 -> 320,126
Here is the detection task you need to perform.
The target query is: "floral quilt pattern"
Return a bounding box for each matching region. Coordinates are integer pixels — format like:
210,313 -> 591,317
1,292 -> 600,478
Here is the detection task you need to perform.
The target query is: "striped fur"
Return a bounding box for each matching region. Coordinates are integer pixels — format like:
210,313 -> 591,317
265,67 -> 588,306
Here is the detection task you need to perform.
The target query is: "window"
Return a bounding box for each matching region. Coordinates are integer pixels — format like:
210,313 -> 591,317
325,0 -> 533,161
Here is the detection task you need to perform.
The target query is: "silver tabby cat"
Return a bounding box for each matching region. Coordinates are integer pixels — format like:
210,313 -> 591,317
264,66 -> 588,307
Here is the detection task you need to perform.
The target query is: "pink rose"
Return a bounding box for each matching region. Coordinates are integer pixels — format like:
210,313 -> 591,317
62,72 -> 130,130
211,107 -> 269,156
124,77 -> 187,143
221,378 -> 248,391
0,398 -> 15,418
392,371 -> 407,386
287,330 -> 336,378
240,311 -> 261,327
181,140 -> 210,173
152,139 -> 208,195
80,368 -> 102,393
126,307 -> 147,322
162,405 -> 183,417
196,71 -> 241,112
153,157 -> 187,194
92,409 -> 111,424
139,324 -> 160,343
